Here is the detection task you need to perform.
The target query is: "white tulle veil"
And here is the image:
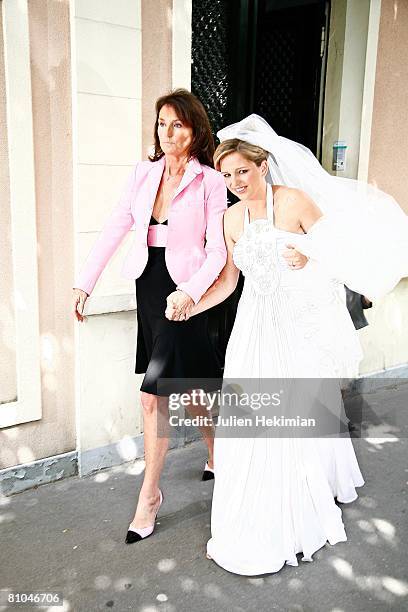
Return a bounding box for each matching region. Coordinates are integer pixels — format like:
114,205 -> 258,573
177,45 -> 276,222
217,114 -> 408,299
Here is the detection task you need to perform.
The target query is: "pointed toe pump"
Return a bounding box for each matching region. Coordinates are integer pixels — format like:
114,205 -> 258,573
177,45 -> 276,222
125,489 -> 163,544
202,461 -> 215,481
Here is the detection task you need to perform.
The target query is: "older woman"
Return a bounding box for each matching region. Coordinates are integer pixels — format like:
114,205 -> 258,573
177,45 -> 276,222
73,89 -> 227,543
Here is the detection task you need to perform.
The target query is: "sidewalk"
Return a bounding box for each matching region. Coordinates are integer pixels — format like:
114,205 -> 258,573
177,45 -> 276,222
1,382 -> 407,612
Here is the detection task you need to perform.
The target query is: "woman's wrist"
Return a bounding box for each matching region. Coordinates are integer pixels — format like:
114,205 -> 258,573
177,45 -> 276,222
189,304 -> 198,318
176,288 -> 194,305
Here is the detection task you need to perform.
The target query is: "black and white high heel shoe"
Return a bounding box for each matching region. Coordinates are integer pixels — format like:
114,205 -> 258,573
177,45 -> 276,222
202,462 -> 214,481
125,489 -> 163,544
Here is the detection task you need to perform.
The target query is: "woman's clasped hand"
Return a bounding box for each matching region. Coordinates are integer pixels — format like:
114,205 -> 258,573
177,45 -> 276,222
165,289 -> 194,321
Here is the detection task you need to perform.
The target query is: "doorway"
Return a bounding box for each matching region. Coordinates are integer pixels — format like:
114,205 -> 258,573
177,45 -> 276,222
191,0 -> 330,361
253,0 -> 329,155
192,0 -> 330,156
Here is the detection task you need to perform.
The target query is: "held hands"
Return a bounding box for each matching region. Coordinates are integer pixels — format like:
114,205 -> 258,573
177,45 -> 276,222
73,288 -> 89,322
165,290 -> 194,321
282,244 -> 308,270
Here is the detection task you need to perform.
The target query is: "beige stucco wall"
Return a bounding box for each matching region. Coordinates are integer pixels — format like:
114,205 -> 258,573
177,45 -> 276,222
0,7 -> 17,405
359,278 -> 408,374
321,0 -> 347,173
74,0 -> 173,468
0,0 -> 75,469
322,0 -> 370,178
73,0 -> 143,461
368,0 -> 408,214
322,0 -> 408,375
141,0 -> 172,155
358,0 -> 408,374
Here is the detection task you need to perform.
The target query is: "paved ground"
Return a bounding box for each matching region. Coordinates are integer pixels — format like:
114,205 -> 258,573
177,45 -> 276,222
1,382 -> 407,612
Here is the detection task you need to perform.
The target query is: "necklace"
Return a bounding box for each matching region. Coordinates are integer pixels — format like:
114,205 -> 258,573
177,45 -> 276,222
165,162 -> 187,182
165,171 -> 184,182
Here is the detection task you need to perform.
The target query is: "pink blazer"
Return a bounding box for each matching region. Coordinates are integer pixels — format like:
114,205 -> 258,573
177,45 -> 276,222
75,156 -> 227,304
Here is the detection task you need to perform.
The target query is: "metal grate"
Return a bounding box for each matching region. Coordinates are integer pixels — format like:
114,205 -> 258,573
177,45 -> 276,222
191,0 -> 232,138
192,0 -> 241,363
256,27 -> 297,132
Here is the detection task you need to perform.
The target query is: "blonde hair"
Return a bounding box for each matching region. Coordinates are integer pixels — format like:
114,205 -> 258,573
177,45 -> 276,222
214,138 -> 268,170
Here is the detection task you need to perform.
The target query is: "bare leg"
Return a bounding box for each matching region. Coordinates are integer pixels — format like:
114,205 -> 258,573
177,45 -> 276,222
130,392 -> 169,528
184,390 -> 215,469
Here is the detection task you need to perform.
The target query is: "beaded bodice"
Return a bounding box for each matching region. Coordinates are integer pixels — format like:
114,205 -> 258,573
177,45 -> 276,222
233,184 -> 283,295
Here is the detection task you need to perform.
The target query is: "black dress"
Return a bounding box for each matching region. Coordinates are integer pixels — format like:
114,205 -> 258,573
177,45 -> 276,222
135,216 -> 223,396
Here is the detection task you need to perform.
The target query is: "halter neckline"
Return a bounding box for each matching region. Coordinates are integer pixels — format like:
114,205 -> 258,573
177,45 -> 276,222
244,184 -> 274,228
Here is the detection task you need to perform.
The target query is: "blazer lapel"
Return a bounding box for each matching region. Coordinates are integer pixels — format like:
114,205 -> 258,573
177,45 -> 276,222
173,158 -> 203,200
147,157 -> 203,205
147,157 -> 165,209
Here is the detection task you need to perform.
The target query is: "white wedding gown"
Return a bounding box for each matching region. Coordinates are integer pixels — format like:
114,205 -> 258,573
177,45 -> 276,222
206,186 -> 364,575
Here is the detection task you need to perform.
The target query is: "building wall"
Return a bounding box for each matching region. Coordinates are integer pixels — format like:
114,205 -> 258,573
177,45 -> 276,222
368,0 -> 408,214
359,278 -> 408,374
73,0 -> 142,465
322,0 -> 408,376
358,0 -> 408,374
0,0 -> 75,469
0,6 -> 16,405
322,0 -> 371,179
141,0 -> 172,156
1,0 -> 406,482
73,0 -> 174,472
1,0 -> 175,478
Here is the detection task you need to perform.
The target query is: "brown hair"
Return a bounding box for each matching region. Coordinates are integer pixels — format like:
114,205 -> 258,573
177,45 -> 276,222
149,89 -> 214,166
214,139 -> 268,170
